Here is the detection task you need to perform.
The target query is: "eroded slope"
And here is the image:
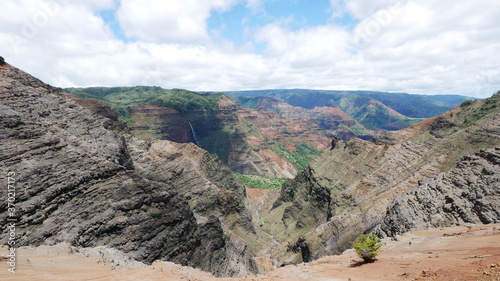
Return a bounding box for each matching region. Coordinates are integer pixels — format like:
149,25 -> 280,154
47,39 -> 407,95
0,64 -> 255,277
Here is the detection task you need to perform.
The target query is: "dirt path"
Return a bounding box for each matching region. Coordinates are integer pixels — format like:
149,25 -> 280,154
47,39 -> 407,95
1,224 -> 499,281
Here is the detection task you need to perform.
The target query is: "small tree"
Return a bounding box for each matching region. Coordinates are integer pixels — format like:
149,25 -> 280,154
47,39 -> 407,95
0,56 -> 5,65
352,234 -> 382,262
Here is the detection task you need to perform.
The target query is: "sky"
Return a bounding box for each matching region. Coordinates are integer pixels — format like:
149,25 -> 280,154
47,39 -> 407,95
1,0 -> 499,98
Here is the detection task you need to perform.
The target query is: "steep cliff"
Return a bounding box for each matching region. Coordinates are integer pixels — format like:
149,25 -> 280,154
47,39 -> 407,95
123,137 -> 257,276
0,64 -> 255,276
129,105 -> 192,142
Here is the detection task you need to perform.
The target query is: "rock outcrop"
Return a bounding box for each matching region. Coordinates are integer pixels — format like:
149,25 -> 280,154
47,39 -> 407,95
378,147 -> 500,237
129,105 -> 192,142
0,64 -> 255,276
70,97 -> 129,132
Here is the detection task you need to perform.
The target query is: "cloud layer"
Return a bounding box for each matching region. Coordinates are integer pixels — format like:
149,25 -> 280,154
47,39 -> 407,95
0,0 -> 499,97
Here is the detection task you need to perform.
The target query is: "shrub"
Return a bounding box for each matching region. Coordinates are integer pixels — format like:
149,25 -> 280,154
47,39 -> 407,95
460,99 -> 474,107
352,234 -> 382,262
0,56 -> 5,65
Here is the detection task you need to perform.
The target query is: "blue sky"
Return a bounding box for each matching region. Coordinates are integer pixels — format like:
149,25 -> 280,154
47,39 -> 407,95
100,0 -> 357,46
1,0 -> 499,97
207,0 -> 354,47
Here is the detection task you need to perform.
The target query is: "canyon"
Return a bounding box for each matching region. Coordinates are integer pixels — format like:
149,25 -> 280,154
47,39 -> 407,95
1,63 -> 499,279
65,85 -> 465,179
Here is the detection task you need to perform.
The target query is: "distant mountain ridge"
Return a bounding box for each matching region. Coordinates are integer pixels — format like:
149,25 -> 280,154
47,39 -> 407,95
63,87 -> 473,178
64,87 -> 330,178
225,89 -> 475,141
224,89 -> 474,118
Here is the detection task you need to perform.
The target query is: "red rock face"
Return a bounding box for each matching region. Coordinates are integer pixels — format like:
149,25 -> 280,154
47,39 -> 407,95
255,98 -> 375,140
70,97 -> 129,132
130,105 -> 192,143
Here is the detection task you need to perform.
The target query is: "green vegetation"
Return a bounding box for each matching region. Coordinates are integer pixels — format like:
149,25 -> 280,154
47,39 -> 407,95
230,95 -> 265,109
460,99 -> 474,107
65,86 -> 478,183
340,123 -> 367,136
64,86 -> 221,114
65,87 -> 222,125
0,56 -> 5,65
352,234 -> 382,262
295,142 -> 322,156
233,173 -> 287,190
224,89 -> 472,118
459,93 -> 499,126
64,86 -> 235,163
229,90 -> 434,134
75,87 -> 220,112
227,89 -> 470,118
199,129 -> 233,167
271,142 -> 318,171
68,90 -> 106,101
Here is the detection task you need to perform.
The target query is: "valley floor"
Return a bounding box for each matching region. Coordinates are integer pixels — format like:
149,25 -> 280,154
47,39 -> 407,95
1,224 -> 499,281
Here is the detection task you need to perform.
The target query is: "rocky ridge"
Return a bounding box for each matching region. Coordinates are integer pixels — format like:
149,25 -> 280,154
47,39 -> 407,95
378,147 -> 500,236
0,64 -> 255,276
129,105 -> 192,143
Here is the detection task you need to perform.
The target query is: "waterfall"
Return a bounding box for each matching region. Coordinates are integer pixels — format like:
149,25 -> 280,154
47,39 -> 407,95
189,122 -> 201,147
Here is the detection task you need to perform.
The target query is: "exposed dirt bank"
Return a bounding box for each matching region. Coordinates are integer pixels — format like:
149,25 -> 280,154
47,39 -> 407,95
1,224 -> 499,281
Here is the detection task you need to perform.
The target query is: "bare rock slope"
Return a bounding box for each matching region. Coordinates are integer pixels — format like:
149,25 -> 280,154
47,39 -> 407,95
0,64 -> 254,276
379,147 -> 500,236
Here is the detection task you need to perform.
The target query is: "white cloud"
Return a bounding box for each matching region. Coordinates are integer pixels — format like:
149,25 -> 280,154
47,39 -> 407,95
116,0 -> 237,43
330,0 -> 406,19
256,22 -> 350,69
58,0 -> 117,11
0,0 -> 499,98
245,0 -> 266,14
